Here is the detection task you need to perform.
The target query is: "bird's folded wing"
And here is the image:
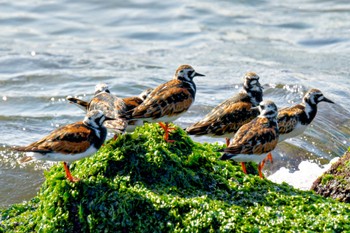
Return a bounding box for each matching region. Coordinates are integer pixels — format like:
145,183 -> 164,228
132,83 -> 193,119
187,101 -> 257,135
224,118 -> 278,155
15,123 -> 93,154
277,105 -> 304,134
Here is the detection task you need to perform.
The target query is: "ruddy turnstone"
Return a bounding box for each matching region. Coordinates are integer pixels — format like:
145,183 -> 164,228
14,110 -> 113,182
124,64 -> 204,142
262,89 -> 334,164
277,88 -> 334,142
186,72 -> 265,171
67,83 -> 128,138
68,87 -> 153,133
186,72 -> 263,147
219,100 -> 279,178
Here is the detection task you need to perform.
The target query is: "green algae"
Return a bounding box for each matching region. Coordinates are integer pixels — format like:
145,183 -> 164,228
320,174 -> 335,185
1,123 -> 350,232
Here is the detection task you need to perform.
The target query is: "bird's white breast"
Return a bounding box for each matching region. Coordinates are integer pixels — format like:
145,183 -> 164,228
279,122 -> 308,142
26,146 -> 98,163
230,152 -> 268,164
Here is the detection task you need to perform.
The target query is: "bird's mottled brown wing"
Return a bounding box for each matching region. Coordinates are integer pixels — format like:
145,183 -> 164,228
277,104 -> 304,134
104,118 -> 128,133
132,79 -> 194,119
122,96 -> 143,111
224,117 -> 278,155
112,96 -> 127,114
186,95 -> 258,136
89,93 -> 127,118
15,122 -> 93,154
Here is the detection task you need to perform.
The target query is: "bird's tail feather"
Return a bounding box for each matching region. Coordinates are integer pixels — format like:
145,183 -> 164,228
12,146 -> 42,163
185,124 -> 209,136
19,156 -> 34,163
66,96 -> 89,111
219,153 -> 235,161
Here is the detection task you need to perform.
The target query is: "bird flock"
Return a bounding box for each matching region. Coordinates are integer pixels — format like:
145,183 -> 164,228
14,64 -> 334,181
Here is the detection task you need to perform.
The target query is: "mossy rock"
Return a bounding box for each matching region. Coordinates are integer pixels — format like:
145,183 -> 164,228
1,123 -> 350,232
312,150 -> 350,202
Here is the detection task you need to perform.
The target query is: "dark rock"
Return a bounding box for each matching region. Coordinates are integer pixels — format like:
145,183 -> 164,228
311,151 -> 350,202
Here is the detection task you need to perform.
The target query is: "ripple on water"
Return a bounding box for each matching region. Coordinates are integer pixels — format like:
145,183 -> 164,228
298,38 -> 347,47
0,149 -> 47,208
275,22 -> 312,30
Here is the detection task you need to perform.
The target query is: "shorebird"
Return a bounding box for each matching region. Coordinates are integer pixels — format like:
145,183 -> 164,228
220,100 -> 279,178
67,86 -> 153,133
67,83 -> 128,139
14,110 -> 113,182
186,72 -> 263,146
186,72 -> 264,172
124,64 -> 204,142
261,89 -> 334,166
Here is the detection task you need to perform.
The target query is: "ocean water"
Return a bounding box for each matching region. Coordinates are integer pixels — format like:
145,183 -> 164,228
1,0 -> 350,207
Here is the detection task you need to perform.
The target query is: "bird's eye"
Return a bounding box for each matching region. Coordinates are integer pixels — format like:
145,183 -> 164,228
260,105 -> 265,110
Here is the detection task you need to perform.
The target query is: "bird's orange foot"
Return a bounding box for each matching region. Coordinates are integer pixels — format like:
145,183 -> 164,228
266,152 -> 273,164
63,162 -> 80,182
241,162 -> 247,174
225,138 -> 230,147
68,176 -> 81,182
158,122 -> 175,143
257,162 -> 265,179
260,152 -> 274,169
113,134 -> 119,140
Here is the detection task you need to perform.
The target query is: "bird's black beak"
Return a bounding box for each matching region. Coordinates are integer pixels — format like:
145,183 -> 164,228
105,116 -> 116,121
193,72 -> 205,77
322,97 -> 334,104
257,82 -> 264,90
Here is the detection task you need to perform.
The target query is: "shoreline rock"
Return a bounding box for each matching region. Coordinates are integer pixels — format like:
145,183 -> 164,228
1,123 -> 350,232
311,150 -> 350,202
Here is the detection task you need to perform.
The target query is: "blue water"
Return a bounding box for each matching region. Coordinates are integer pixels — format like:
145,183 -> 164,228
1,0 -> 350,207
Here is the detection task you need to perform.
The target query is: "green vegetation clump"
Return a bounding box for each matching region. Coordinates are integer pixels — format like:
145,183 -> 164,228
1,123 -> 350,232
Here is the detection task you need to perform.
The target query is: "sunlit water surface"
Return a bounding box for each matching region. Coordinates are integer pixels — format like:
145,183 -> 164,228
1,0 -> 350,207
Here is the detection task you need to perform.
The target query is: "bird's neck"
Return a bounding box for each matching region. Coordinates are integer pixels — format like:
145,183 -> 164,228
242,88 -> 263,106
301,101 -> 318,124
181,79 -> 196,99
90,125 -> 107,149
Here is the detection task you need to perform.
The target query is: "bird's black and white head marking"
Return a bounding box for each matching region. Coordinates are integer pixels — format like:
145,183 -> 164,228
243,72 -> 262,92
95,83 -> 110,95
175,64 -> 205,82
257,100 -> 278,119
303,89 -> 334,105
242,72 -> 263,106
83,110 -> 108,129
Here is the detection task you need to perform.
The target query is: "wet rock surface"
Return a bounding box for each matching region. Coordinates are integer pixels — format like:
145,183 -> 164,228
311,151 -> 350,202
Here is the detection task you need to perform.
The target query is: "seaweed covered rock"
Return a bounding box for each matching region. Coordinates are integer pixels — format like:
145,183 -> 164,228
1,123 -> 350,232
311,150 -> 350,202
